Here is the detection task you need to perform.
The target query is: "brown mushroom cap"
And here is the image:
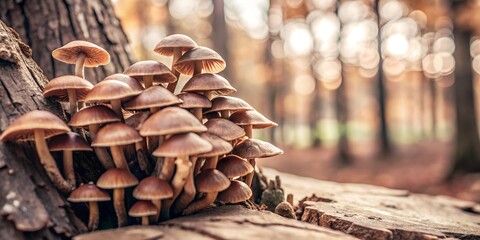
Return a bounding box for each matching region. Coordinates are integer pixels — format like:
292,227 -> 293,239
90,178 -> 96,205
204,118 -> 246,141
195,169 -> 230,193
123,86 -> 182,111
104,74 -> 144,91
152,132 -> 212,157
217,180 -> 252,203
125,112 -> 151,131
153,34 -> 198,56
0,110 -> 70,142
43,75 -> 93,101
133,176 -> 173,200
181,73 -> 236,98
68,182 -> 111,202
84,80 -> 142,103
177,92 -> 212,109
204,96 -> 253,114
229,110 -> 278,129
52,40 -> 110,67
97,168 -> 139,189
174,46 -> 226,75
216,155 -> 254,178
197,133 -> 232,157
69,105 -> 121,128
123,61 -> 176,84
128,200 -> 158,217
48,132 -> 92,152
232,139 -> 283,159
139,107 -> 207,136
92,123 -> 142,147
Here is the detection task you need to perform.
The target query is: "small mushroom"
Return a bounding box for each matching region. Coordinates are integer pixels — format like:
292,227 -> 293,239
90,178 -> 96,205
104,73 -> 144,91
128,201 -> 158,225
43,75 -> 93,115
216,155 -> 254,180
177,92 -> 212,121
204,118 -> 246,143
229,110 -> 277,139
97,168 -> 138,227
133,176 -> 173,221
123,60 -> 176,88
204,96 -> 253,119
217,180 -> 252,204
123,86 -> 182,113
0,110 -> 73,192
174,46 -> 226,76
181,73 -> 236,100
68,182 -> 110,230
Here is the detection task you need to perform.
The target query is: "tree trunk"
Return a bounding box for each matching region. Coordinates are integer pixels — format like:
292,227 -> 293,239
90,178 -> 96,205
335,70 -> 351,165
211,0 -> 231,81
0,0 -> 133,82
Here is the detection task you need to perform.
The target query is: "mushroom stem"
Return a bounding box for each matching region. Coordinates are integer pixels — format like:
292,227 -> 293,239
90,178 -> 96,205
110,145 -> 130,171
113,188 -> 127,227
193,61 -> 202,75
88,201 -> 100,231
194,158 -> 204,175
67,89 -> 78,115
204,91 -> 212,100
202,156 -> 219,170
34,130 -> 73,192
173,157 -> 198,216
110,100 -> 124,120
244,158 -> 256,187
220,110 -> 229,119
183,192 -> 218,215
75,53 -> 86,79
159,157 -> 175,181
143,75 -> 154,88
136,140 -> 150,174
63,150 -> 76,186
89,124 -> 115,169
150,106 -> 160,113
167,48 -> 182,93
244,125 -> 253,138
141,216 -> 149,226
160,156 -> 191,220
192,108 -> 202,121
151,199 -> 161,222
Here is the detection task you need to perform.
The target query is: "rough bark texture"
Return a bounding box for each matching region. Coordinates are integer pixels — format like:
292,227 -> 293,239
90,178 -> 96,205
0,20 -> 86,239
0,0 -> 133,82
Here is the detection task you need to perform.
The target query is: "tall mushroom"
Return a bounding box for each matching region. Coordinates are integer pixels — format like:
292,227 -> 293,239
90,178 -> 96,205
123,61 -> 176,88
133,176 -> 173,221
128,201 -> 158,226
0,110 -> 73,192
177,92 -> 212,121
68,182 -> 110,231
123,85 -> 182,113
174,46 -> 226,76
43,75 -> 93,115
181,73 -> 236,100
229,110 -> 278,138
52,40 -> 110,80
203,96 -> 253,119
204,118 -> 246,143
97,168 -> 138,227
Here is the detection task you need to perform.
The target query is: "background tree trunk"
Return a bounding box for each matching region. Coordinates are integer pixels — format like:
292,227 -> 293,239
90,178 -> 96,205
211,0 -> 231,81
0,0 -> 133,82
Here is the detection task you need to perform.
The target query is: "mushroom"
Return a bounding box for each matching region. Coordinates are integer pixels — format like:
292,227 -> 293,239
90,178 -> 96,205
217,180 -> 252,204
48,132 -> 92,186
204,118 -> 246,143
68,182 -> 110,230
123,61 -> 176,88
84,80 -> 142,120
232,138 -> 283,187
69,105 -> 121,169
204,96 -> 253,119
52,40 -> 110,80
174,46 -> 226,76
92,123 -> 143,171
133,176 -> 173,221
43,75 -> 93,115
177,92 -> 212,121
125,112 -> 152,174
0,110 -> 73,192
275,201 -> 296,219
229,110 -> 277,138
216,155 -> 254,180
128,201 -> 158,225
97,168 -> 138,227
181,73 -> 236,100
154,34 -> 198,92
153,132 -> 212,220
183,169 -> 230,215
123,86 -> 182,113
104,73 -> 144,91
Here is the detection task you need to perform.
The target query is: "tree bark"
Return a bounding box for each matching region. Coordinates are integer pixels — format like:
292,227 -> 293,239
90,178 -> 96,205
0,0 -> 133,82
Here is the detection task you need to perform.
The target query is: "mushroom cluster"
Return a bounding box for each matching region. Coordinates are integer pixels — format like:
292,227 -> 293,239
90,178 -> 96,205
0,35 -> 283,231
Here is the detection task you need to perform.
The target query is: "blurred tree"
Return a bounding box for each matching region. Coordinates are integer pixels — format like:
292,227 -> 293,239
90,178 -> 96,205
211,0 -> 231,80
0,0 -> 133,81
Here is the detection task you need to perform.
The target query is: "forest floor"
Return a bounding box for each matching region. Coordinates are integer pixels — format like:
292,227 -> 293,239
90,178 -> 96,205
262,141 -> 480,203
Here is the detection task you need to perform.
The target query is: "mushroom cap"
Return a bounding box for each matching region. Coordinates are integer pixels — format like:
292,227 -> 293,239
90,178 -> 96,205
177,92 -> 212,109
128,200 -> 158,217
174,46 -> 226,75
48,132 -> 92,152
133,176 -> 173,200
216,155 -> 254,178
97,168 -> 139,189
229,110 -> 278,129
204,96 -> 253,114
232,139 -> 283,159
0,110 -> 70,142
153,34 -> 198,56
85,80 -> 142,103
152,132 -> 212,157
123,86 -> 182,111
204,118 -> 245,141
68,182 -> 111,202
217,180 -> 252,203
43,75 -> 94,101
69,105 -> 121,127
140,107 -> 207,136
197,133 -> 232,157
52,40 -> 110,67
123,61 -> 176,84
181,73 -> 236,98
194,169 -> 230,193
92,123 -> 142,147
125,112 -> 151,131
104,73 -> 144,91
